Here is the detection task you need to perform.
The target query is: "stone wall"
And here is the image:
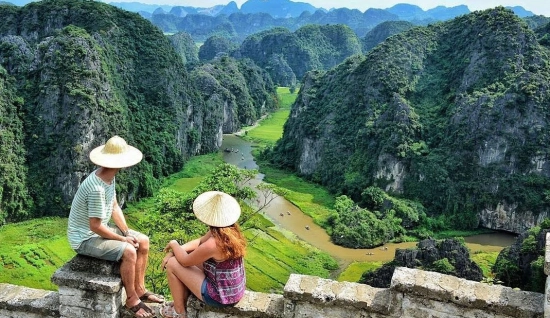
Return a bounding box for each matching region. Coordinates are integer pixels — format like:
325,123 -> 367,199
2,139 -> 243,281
3,234 -> 550,317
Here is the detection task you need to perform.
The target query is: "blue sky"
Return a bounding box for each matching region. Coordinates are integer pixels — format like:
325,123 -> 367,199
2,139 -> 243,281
108,0 -> 550,16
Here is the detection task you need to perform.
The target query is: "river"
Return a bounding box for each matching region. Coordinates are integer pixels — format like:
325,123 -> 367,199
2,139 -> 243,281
221,134 -> 517,264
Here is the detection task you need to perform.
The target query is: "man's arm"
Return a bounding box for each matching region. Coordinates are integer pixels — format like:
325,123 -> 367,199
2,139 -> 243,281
88,198 -> 137,247
89,217 -> 126,241
111,198 -> 129,235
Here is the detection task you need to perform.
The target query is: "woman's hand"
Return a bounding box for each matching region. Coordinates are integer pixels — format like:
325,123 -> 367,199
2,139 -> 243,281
161,240 -> 179,270
161,252 -> 173,271
163,240 -> 179,253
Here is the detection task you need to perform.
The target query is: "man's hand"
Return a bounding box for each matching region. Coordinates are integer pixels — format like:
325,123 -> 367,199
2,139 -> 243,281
124,235 -> 139,249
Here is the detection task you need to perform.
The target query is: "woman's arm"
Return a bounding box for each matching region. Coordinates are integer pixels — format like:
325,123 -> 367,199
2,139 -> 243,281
164,236 -> 219,267
179,231 -> 212,252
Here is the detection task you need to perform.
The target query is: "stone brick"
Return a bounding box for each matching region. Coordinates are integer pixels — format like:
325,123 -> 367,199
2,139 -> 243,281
391,267 -> 543,317
0,283 -> 58,318
59,304 -> 117,318
51,264 -> 122,294
58,286 -> 119,313
2,264 -> 548,318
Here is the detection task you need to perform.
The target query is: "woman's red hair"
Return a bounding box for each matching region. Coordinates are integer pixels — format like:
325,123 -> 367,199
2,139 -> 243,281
210,223 -> 247,259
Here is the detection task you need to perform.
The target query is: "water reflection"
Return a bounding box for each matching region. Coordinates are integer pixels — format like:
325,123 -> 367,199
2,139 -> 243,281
221,135 -> 259,171
221,134 -> 516,263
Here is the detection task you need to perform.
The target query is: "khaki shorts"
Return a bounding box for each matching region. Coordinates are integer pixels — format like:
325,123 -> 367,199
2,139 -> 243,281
75,226 -> 142,262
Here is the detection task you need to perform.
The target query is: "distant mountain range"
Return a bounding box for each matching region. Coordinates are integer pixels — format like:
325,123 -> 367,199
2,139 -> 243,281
3,0 -> 538,20
107,0 -> 535,19
101,0 -> 536,42
3,1 -> 538,42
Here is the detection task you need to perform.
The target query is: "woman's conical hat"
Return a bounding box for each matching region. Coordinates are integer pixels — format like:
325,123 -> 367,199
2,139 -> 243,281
193,191 -> 241,227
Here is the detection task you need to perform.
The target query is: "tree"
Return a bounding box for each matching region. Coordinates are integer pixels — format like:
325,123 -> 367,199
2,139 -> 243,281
138,163 -> 288,293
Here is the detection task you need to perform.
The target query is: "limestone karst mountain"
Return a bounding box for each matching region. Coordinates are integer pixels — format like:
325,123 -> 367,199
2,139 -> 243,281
361,20 -> 416,52
0,0 -> 277,222
237,24 -> 362,86
268,7 -> 550,234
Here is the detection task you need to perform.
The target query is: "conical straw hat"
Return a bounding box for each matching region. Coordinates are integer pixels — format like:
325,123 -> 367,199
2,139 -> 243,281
193,191 -> 241,227
89,136 -> 143,168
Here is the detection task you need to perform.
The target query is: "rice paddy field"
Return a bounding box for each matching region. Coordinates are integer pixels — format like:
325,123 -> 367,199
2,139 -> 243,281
0,217 -> 76,290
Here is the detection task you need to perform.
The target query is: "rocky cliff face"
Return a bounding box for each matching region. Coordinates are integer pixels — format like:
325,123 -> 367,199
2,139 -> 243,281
0,0 -> 276,220
480,203 -> 550,234
360,238 -> 483,288
494,227 -> 549,292
0,66 -> 31,223
271,8 -> 550,233
0,1 -> 198,214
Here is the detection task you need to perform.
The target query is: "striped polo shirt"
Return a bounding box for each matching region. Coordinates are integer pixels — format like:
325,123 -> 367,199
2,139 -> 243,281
67,170 -> 116,249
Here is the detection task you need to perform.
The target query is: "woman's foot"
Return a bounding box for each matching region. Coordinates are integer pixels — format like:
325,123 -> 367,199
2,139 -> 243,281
159,303 -> 186,318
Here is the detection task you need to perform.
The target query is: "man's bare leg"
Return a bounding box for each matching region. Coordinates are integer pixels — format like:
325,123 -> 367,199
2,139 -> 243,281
121,245 -> 152,317
134,235 -> 149,296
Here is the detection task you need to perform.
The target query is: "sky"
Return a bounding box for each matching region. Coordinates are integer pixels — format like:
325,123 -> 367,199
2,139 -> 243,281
108,0 -> 550,16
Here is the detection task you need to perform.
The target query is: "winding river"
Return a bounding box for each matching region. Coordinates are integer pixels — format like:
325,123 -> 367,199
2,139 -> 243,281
221,134 -> 517,264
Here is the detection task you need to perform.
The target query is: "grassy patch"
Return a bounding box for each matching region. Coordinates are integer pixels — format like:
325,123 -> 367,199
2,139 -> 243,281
0,217 -> 75,290
245,227 -> 337,293
471,251 -> 499,278
432,228 -> 496,239
258,163 -> 335,227
243,87 -> 295,147
276,86 -> 298,108
337,261 -> 384,283
162,153 -> 224,185
245,110 -> 290,146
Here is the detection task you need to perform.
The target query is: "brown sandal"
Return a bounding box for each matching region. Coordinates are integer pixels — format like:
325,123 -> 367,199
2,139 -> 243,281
139,291 -> 165,303
126,301 -> 154,318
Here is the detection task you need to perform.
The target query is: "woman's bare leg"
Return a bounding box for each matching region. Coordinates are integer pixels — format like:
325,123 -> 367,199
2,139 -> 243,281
165,257 -> 205,314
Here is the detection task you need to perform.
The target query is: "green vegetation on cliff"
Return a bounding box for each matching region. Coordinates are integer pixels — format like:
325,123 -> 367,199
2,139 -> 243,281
268,8 -> 550,238
198,35 -> 238,61
239,24 -> 362,86
0,67 -> 31,223
0,0 -> 278,223
493,222 -> 550,293
168,31 -> 199,65
361,20 -> 416,52
0,0 -> 196,218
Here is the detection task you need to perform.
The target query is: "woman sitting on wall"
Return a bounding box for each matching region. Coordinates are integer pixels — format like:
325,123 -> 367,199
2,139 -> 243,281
160,191 -> 247,318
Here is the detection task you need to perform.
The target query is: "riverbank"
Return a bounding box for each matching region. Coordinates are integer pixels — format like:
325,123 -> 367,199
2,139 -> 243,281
222,134 -> 516,257
228,87 -> 516,282
233,114 -> 268,137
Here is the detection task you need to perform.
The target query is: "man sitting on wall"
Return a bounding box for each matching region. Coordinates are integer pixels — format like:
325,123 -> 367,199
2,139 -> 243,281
67,136 -> 164,318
